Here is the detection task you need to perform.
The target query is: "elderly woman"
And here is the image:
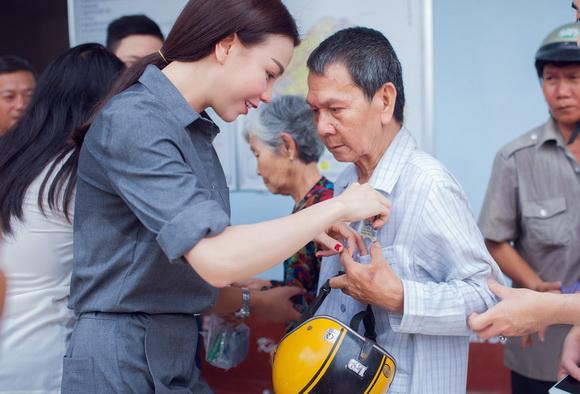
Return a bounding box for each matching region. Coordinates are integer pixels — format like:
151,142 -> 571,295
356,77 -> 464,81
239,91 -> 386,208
245,94 -> 334,305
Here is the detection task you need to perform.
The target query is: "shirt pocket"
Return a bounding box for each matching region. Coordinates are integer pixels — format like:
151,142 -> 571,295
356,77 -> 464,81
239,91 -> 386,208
521,197 -> 569,247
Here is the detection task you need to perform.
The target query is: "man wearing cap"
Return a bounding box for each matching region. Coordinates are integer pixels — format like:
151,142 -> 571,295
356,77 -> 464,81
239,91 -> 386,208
477,22 -> 580,393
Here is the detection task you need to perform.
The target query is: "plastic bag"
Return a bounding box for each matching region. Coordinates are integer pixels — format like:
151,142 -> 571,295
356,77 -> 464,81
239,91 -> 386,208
203,315 -> 249,370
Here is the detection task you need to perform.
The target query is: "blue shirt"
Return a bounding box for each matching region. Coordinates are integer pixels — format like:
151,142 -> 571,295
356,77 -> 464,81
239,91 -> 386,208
317,129 -> 503,394
69,65 -> 230,314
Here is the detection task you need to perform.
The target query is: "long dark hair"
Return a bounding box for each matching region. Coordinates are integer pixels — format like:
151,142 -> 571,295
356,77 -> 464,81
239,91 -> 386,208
80,0 -> 300,138
0,43 -> 124,234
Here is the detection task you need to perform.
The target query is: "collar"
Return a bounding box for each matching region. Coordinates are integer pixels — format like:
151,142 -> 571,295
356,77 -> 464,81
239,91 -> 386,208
537,118 -> 566,148
138,65 -> 199,128
336,128 -> 416,195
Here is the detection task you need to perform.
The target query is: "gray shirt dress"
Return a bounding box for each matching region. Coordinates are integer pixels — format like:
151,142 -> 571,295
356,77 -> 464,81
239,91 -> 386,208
61,65 -> 230,393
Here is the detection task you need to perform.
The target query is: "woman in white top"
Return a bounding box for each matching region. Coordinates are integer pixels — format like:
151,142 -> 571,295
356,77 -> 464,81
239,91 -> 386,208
0,44 -> 124,393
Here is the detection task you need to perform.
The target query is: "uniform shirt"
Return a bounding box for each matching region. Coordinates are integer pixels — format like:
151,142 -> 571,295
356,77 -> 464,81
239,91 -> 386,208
0,157 -> 74,393
479,118 -> 580,381
317,128 -> 502,394
69,65 -> 230,315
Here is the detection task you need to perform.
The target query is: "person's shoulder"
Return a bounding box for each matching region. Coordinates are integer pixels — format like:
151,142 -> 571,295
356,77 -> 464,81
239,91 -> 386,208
104,84 -> 167,121
91,85 -> 178,145
403,150 -> 469,204
497,124 -> 544,159
406,149 -> 453,184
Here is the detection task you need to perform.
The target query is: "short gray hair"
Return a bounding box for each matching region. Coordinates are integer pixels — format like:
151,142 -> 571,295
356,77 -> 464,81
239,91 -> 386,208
244,95 -> 324,163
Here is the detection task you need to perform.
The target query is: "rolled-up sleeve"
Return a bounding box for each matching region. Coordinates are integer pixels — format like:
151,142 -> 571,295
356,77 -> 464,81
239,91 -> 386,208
85,110 -> 229,262
479,152 -> 519,242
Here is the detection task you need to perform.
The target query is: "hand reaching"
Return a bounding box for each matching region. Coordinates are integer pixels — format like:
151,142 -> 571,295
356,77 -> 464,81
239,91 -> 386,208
335,183 -> 391,228
314,222 -> 367,258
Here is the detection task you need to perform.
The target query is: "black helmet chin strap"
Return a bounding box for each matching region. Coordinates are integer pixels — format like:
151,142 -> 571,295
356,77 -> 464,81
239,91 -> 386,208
289,271 -> 377,341
567,121 -> 580,144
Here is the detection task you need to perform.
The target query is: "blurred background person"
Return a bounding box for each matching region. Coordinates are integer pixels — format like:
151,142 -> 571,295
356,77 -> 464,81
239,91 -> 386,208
106,14 -> 164,67
0,55 -> 36,135
478,22 -> 580,394
0,44 -> 124,393
244,94 -> 334,307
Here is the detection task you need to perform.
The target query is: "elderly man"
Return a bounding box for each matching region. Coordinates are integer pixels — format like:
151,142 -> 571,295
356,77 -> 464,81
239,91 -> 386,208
0,55 -> 35,135
306,27 -> 502,394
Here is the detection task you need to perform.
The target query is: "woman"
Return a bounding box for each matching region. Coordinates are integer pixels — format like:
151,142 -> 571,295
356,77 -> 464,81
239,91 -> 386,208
63,1 -> 390,392
245,95 -> 334,306
0,44 -> 124,393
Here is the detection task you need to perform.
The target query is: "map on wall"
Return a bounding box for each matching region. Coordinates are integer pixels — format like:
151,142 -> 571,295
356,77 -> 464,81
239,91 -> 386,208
68,0 -> 433,191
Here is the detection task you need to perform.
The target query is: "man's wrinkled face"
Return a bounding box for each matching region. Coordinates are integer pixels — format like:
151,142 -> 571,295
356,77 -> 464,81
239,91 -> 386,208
306,63 -> 385,165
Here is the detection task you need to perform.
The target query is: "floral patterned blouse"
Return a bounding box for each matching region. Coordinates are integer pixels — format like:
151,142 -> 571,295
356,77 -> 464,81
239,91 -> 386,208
284,176 -> 334,306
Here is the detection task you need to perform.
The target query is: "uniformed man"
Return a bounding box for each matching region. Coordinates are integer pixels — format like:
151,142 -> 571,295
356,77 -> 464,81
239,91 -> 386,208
478,22 -> 580,394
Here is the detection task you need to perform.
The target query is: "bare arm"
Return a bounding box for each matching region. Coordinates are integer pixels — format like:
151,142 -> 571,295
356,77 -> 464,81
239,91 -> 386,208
186,183 -> 391,287
210,286 -> 303,323
486,240 -> 560,291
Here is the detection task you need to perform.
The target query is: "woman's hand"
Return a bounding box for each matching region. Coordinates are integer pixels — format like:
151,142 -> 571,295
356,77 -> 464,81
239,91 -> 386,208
335,183 -> 391,228
315,223 -> 367,257
232,278 -> 272,290
468,279 -> 557,339
253,286 -> 305,323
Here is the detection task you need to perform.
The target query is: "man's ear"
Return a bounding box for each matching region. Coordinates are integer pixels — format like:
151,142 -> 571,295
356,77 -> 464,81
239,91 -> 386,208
280,133 -> 297,160
215,33 -> 237,65
375,82 -> 397,124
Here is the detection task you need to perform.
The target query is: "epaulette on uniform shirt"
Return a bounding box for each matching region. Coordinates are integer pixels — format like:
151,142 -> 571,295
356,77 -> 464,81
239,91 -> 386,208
499,125 -> 543,159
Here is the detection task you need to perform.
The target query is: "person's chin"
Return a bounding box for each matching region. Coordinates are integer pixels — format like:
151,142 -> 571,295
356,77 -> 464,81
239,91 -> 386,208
329,151 -> 353,163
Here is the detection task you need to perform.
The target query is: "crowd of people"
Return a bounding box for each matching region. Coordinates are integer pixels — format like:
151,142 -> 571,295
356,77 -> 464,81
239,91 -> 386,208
0,0 -> 578,393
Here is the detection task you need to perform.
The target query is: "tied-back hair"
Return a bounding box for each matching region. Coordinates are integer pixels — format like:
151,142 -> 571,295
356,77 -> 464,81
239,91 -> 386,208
244,95 -> 324,164
0,43 -> 124,234
80,0 -> 300,138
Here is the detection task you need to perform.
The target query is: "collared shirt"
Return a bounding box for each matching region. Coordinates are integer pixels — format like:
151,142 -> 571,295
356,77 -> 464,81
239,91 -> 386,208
69,65 -> 230,315
317,128 -> 502,394
479,118 -> 580,381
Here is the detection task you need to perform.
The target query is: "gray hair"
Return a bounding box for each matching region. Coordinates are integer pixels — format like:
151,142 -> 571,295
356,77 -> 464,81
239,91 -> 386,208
244,95 -> 324,164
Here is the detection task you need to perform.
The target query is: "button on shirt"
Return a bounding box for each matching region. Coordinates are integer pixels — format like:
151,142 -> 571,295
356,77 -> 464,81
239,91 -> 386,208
479,118 -> 580,381
69,65 -> 230,315
317,129 -> 503,394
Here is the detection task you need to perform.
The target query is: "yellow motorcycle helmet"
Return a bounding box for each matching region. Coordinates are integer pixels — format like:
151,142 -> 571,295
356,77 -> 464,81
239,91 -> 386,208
272,278 -> 397,393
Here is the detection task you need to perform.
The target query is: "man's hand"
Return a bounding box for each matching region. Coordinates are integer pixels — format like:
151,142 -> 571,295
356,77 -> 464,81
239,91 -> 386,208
468,279 -> 556,339
330,241 -> 404,313
533,281 -> 562,292
559,325 -> 580,381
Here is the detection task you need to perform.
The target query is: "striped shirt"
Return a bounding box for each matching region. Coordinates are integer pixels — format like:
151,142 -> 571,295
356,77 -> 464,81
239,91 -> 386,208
316,128 -> 503,394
